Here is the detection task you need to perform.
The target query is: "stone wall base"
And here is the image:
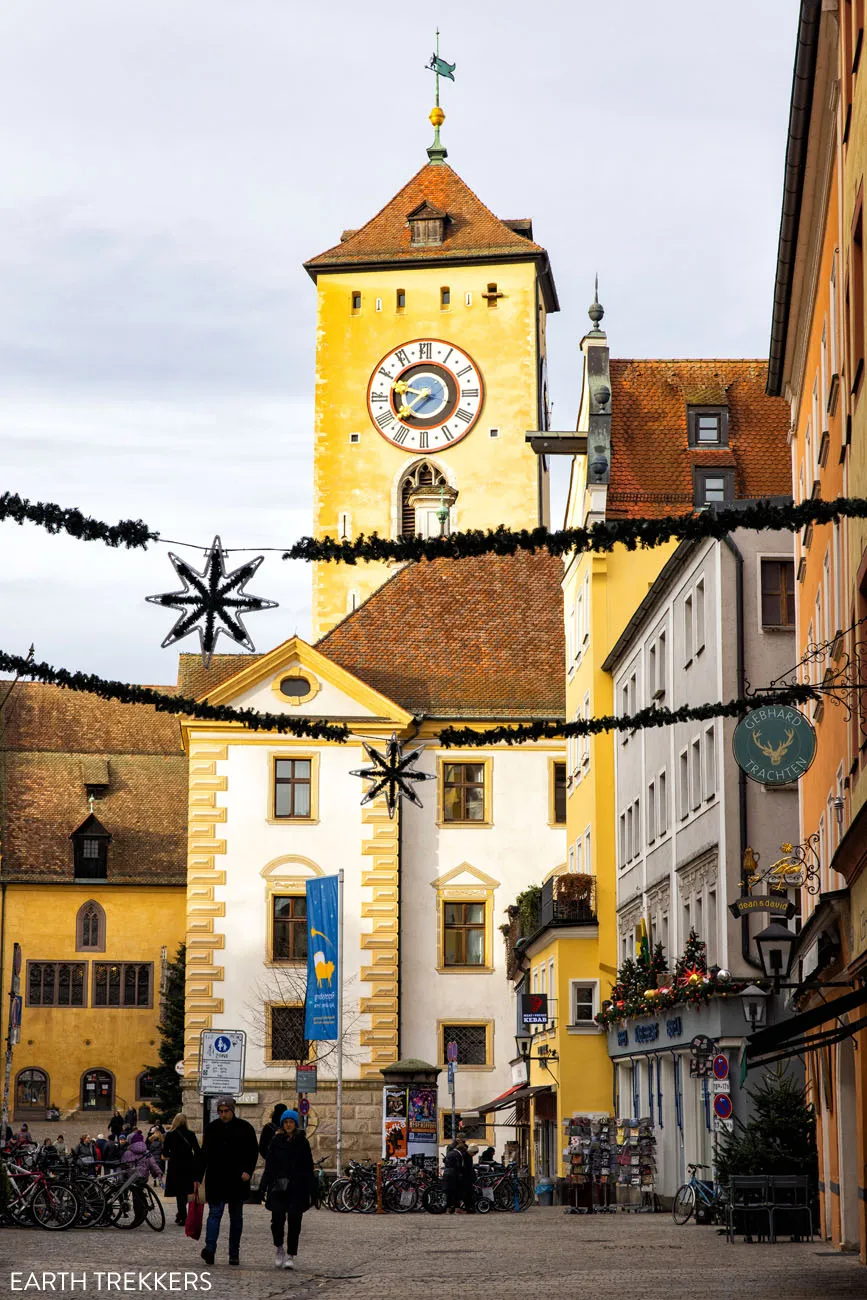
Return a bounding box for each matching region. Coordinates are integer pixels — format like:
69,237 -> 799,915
181,1079 -> 383,1168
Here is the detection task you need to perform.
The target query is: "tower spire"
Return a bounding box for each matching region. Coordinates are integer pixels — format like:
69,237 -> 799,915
425,30 -> 455,166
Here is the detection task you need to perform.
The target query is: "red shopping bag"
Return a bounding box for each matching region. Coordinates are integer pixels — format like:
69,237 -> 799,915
185,1197 -> 204,1240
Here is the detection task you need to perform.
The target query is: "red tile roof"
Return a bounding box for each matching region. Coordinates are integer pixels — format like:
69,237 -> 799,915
0,683 -> 187,884
305,163 -> 549,273
606,359 -> 791,519
317,551 -> 565,720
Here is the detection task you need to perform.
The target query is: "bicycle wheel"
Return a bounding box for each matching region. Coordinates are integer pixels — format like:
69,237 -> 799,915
423,1184 -> 447,1214
384,1181 -> 416,1213
31,1184 -> 80,1231
672,1183 -> 696,1225
475,1191 -> 493,1214
110,1186 -> 146,1229
139,1185 -> 165,1232
71,1178 -> 107,1229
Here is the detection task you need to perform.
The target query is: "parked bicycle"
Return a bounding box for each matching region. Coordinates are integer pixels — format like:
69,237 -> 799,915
672,1163 -> 726,1225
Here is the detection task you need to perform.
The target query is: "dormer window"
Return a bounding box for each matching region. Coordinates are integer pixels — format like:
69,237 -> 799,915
407,201 -> 447,247
687,405 -> 729,447
70,813 -> 111,882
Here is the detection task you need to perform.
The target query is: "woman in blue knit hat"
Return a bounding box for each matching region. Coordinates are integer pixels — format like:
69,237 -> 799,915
261,1109 -> 314,1270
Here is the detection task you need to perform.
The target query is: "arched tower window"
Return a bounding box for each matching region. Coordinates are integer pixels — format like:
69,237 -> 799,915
398,461 -> 457,539
76,900 -> 106,953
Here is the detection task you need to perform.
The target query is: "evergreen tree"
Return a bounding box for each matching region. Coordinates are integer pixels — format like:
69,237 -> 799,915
675,928 -> 707,981
716,1066 -> 818,1180
148,944 -> 186,1122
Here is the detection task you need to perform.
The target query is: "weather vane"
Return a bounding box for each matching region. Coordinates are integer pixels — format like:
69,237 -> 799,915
425,29 -> 455,165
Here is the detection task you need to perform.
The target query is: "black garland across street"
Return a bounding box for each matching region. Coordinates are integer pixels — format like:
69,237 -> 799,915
0,650 -> 349,742
438,684 -> 819,748
0,491 -> 154,549
5,490 -> 867,564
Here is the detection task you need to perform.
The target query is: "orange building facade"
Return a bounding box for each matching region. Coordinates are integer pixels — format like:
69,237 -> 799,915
767,0 -> 867,1262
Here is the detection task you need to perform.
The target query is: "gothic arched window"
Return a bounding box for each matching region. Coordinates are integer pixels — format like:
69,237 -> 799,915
75,900 -> 106,953
398,461 -> 452,538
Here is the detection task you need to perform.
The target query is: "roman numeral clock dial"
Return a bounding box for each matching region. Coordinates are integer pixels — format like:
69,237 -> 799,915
367,339 -> 484,450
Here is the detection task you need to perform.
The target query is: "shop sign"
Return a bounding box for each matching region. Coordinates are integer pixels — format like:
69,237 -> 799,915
634,1021 -> 659,1043
732,706 -> 817,786
689,1035 -> 716,1078
616,1029 -> 628,1047
666,1017 -> 683,1038
729,894 -> 796,919
520,993 -> 548,1025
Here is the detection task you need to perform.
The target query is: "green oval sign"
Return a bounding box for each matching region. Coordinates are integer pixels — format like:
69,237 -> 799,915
732,705 -> 817,785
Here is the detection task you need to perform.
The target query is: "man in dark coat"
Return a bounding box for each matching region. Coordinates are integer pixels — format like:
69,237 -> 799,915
196,1096 -> 258,1267
261,1109 -> 314,1269
109,1111 -> 125,1138
443,1140 -> 463,1214
460,1141 -> 477,1212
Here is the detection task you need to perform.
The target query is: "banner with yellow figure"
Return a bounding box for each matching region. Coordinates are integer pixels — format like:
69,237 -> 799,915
304,876 -> 339,1039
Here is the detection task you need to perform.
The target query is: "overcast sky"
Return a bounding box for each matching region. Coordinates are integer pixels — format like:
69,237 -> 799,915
0,0 -> 800,685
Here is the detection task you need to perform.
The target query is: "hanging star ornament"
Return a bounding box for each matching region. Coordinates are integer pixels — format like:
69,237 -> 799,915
350,732 -> 436,818
147,536 -> 278,668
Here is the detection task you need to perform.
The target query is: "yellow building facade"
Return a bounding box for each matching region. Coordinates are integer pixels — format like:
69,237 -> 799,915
303,159 -> 558,637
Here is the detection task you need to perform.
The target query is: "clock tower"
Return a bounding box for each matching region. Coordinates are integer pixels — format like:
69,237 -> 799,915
304,142 -> 558,638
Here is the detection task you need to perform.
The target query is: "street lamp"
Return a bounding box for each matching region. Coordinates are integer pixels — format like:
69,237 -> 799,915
754,921 -> 797,988
740,983 -> 770,1031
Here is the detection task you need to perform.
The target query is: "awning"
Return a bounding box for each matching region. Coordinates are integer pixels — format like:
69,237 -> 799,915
477,1084 -> 550,1114
745,982 -> 867,1071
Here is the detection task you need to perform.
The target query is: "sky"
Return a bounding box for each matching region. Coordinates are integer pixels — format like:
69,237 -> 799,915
0,0 -> 801,685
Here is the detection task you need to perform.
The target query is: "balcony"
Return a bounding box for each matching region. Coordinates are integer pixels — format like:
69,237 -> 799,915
538,873 -> 597,928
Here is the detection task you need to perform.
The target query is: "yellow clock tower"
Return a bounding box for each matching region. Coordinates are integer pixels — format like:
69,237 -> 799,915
304,128 -> 559,637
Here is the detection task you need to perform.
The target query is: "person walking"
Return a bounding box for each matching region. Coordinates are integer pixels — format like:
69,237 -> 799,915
163,1114 -> 201,1226
195,1096 -> 258,1268
258,1101 -> 290,1161
443,1140 -> 463,1215
460,1140 -> 476,1213
124,1105 -> 138,1132
109,1110 -> 125,1139
261,1110 -> 314,1270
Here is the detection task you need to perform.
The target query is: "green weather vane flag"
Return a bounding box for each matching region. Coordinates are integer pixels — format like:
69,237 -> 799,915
425,29 -> 455,164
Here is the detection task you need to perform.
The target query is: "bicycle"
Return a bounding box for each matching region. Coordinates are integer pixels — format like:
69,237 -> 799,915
1,1157 -> 80,1230
672,1163 -> 725,1225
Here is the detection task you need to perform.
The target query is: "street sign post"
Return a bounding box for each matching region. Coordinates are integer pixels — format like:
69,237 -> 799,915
296,1066 -> 317,1093
712,1054 -> 729,1080
713,1093 -> 733,1121
446,1040 -> 458,1063
447,1045 -> 457,1142
199,1030 -> 246,1096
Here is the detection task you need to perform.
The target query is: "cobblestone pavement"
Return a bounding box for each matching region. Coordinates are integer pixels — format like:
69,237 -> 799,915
1,1202 -> 865,1300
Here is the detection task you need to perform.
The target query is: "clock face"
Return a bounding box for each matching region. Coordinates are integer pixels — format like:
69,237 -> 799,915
367,338 -> 484,450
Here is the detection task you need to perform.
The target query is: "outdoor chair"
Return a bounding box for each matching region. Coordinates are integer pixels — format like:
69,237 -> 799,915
726,1176 -> 774,1243
768,1175 -> 814,1241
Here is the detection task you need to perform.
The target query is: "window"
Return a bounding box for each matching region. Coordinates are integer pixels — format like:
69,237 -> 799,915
443,1111 -> 487,1142
441,286 -> 450,307
278,675 -> 314,701
489,427 -> 499,439
441,762 -> 487,823
93,962 -> 152,1008
396,289 -> 406,310
269,1005 -> 309,1063
375,297 -> 382,313
27,962 -> 86,1008
272,895 -> 308,962
76,900 -> 105,952
71,817 -> 111,881
691,740 -> 702,811
679,750 -> 689,820
625,804 -> 633,862
761,559 -> 796,628
648,642 -> 656,696
582,693 -> 591,766
399,461 -> 449,539
687,406 -> 728,446
704,726 -> 716,799
273,758 -> 312,818
850,198 -> 864,396
570,982 -> 597,1025
619,812 -> 627,867
658,770 -> 668,835
351,291 -> 361,312
684,594 -> 694,664
349,431 -> 361,444
584,826 -> 592,874
551,761 -> 567,825
694,469 -> 734,506
136,1071 -> 156,1101
485,282 -> 499,308
81,1069 -> 114,1111
15,1068 -> 48,1113
695,580 -> 705,653
632,799 -> 641,858
441,1022 -> 489,1066
647,781 -> 656,844
443,902 -> 486,966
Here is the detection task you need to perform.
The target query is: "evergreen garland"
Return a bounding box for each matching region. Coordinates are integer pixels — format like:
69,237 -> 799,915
147,945 -> 186,1122
0,649 -> 349,742
597,929 -> 739,1026
0,491 -> 154,549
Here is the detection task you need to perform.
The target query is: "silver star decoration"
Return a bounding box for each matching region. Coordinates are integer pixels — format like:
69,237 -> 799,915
147,535 -> 278,668
350,732 -> 436,818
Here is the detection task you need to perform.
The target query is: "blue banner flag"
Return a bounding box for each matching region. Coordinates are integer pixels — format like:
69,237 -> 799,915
304,876 -> 339,1040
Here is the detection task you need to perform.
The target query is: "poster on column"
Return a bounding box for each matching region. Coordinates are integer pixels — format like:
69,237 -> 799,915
304,876 -> 339,1040
383,1086 -> 408,1159
407,1086 -> 438,1157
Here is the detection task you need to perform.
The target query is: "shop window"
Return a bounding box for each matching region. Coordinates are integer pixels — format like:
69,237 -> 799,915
93,962 -> 152,1008
75,900 -> 106,953
15,1068 -> 49,1113
441,1022 -> 489,1066
81,1068 -> 114,1110
761,559 -> 796,628
443,902 -> 486,966
27,961 -> 86,1008
268,1005 -> 309,1063
271,895 -> 308,962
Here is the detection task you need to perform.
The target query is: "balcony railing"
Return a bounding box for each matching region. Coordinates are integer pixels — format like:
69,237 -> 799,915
538,874 -> 597,928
